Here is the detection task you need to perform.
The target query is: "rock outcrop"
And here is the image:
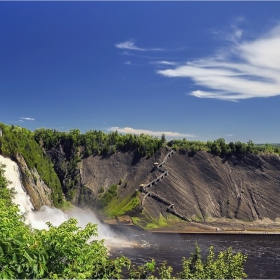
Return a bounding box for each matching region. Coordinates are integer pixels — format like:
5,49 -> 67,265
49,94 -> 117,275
14,153 -> 52,210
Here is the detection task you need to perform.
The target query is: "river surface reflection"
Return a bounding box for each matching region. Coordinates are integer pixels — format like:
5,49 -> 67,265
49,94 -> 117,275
109,232 -> 280,278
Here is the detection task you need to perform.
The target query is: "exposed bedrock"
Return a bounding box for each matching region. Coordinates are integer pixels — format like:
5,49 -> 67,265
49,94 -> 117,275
14,153 -> 52,210
48,146 -> 280,222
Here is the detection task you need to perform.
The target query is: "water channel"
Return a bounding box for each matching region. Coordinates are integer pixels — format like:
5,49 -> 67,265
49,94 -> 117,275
110,231 -> 280,278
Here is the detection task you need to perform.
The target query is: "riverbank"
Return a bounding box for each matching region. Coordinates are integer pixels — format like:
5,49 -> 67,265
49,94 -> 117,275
104,217 -> 280,234
149,218 -> 280,234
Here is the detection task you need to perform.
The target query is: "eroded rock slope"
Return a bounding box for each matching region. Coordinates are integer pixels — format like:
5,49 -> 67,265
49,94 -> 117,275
48,146 -> 280,222
139,150 -> 280,222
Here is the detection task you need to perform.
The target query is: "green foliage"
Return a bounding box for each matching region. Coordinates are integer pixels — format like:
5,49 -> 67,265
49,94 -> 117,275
34,128 -> 164,158
143,214 -> 170,230
0,163 -> 14,206
0,163 -> 47,279
178,243 -> 247,279
169,137 -> 280,157
0,208 -> 129,279
104,194 -> 141,218
0,123 -> 63,207
128,259 -> 156,279
98,184 -> 118,208
157,261 -> 174,279
96,185 -> 140,217
36,219 -> 106,279
0,203 -> 48,279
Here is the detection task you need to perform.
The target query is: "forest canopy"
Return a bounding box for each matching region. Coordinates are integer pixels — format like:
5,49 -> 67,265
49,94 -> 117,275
33,126 -> 280,158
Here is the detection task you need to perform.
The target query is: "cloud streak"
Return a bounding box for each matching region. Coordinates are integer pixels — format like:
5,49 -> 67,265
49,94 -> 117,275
157,24 -> 280,101
20,117 -> 35,121
151,60 -> 177,66
108,126 -> 195,138
115,40 -> 162,51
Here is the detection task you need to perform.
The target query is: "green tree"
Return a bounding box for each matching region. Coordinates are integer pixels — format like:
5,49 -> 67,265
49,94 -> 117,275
178,244 -> 247,279
161,133 -> 166,143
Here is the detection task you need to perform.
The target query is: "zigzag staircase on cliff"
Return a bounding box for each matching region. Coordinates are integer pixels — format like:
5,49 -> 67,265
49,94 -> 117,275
139,149 -> 191,222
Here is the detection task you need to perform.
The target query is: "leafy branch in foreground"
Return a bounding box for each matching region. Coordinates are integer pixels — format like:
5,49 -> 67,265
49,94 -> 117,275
178,243 -> 247,279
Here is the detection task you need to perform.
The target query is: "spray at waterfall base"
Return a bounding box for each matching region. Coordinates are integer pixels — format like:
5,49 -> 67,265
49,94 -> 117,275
0,155 -> 145,249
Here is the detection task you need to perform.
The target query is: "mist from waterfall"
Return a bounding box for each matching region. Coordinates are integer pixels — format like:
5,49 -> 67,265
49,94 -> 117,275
0,155 -> 113,238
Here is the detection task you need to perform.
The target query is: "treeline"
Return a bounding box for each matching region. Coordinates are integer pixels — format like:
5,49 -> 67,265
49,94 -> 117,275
34,127 -> 280,158
0,164 -> 247,279
34,128 -> 164,158
0,123 -> 63,206
169,138 -> 280,157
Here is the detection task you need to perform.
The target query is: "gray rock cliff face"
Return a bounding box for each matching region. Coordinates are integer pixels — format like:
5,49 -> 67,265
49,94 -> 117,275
15,154 -> 52,210
47,146 -> 280,222
140,150 -> 280,222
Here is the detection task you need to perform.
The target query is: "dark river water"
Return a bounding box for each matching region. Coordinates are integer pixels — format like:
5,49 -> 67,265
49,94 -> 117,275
109,231 -> 280,279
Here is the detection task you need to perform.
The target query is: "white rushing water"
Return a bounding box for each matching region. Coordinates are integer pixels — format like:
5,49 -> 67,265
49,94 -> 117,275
0,155 -> 113,238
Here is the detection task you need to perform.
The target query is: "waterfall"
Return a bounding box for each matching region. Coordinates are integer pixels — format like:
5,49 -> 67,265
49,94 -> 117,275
0,155 -> 113,237
0,155 -> 68,229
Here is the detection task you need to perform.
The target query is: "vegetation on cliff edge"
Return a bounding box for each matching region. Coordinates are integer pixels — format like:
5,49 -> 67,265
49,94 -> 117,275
34,127 -> 280,159
0,123 -> 63,206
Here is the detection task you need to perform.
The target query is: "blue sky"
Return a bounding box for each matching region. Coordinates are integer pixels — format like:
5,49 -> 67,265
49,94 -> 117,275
1,2 -> 280,143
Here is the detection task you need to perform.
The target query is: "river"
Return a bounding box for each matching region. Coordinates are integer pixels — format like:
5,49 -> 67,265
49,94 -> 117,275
109,231 -> 280,279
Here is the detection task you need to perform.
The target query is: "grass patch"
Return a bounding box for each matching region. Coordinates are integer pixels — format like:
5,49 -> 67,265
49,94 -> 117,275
133,212 -> 185,229
144,214 -> 169,229
59,200 -> 74,211
131,216 -> 141,225
104,194 -> 140,218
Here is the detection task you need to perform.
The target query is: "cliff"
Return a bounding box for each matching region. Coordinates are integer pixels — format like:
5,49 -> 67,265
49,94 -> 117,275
138,149 -> 280,222
14,153 -> 53,210
2,121 -> 279,227
46,144 -> 280,226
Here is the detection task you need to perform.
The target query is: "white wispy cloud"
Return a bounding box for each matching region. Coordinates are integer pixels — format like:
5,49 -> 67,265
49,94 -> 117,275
20,117 -> 35,121
151,60 -> 177,66
121,51 -> 134,56
115,40 -> 162,51
108,126 -> 195,138
157,23 -> 280,101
